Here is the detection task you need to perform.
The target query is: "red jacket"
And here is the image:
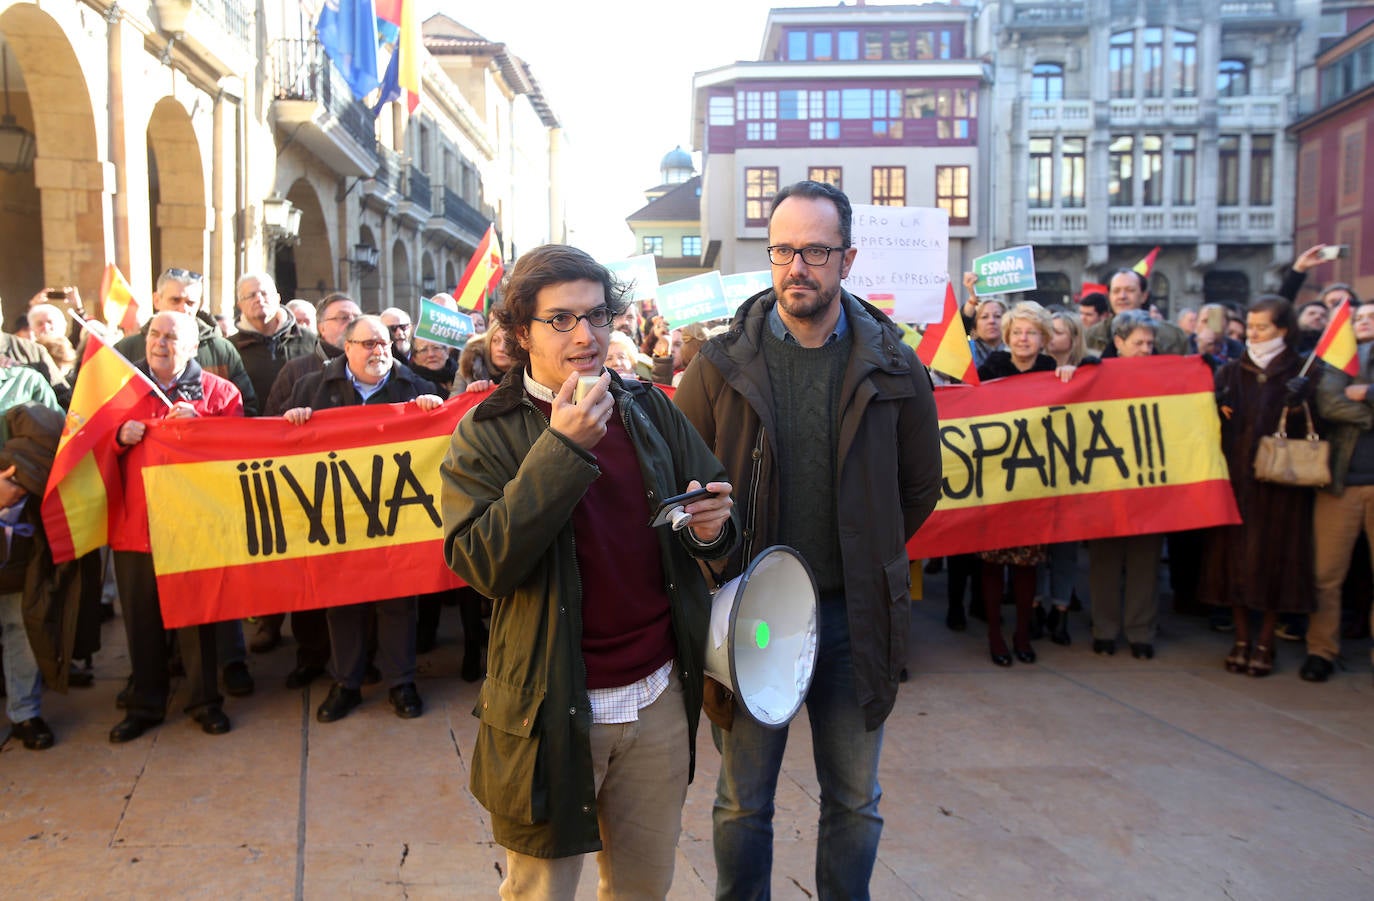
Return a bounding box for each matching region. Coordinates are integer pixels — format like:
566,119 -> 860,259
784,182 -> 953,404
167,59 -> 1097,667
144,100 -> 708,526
111,360 -> 243,552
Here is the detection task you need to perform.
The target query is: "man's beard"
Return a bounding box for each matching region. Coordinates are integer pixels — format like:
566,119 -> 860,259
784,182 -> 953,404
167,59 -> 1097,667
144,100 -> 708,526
776,276 -> 838,321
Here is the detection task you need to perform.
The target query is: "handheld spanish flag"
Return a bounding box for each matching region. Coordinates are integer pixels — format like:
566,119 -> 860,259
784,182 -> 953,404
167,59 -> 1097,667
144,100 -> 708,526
454,224 -> 504,313
1132,247 -> 1161,277
916,281 -> 979,385
1311,298 -> 1359,377
99,263 -> 144,334
40,327 -> 160,562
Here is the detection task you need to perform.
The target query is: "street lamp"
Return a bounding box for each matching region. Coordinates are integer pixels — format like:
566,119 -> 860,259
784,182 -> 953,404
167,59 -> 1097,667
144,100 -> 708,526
0,47 -> 35,174
262,196 -> 302,246
350,242 -> 380,280
422,275 -> 437,295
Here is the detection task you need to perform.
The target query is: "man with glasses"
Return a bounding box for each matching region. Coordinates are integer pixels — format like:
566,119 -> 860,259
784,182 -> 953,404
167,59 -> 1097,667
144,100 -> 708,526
674,180 -> 941,900
113,267 -> 260,699
228,272 -> 321,654
380,307 -> 413,361
251,293 -> 363,689
441,244 -> 736,896
282,315 -> 443,723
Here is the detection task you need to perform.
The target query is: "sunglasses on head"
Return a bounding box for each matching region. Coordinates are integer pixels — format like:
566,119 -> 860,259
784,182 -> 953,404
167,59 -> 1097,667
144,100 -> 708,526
164,268 -> 203,282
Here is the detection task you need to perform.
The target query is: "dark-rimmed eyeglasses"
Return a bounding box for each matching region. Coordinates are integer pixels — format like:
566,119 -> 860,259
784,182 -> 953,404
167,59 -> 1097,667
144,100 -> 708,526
530,307 -> 614,332
766,245 -> 845,267
388,323 -> 411,334
347,338 -> 390,351
163,268 -> 203,282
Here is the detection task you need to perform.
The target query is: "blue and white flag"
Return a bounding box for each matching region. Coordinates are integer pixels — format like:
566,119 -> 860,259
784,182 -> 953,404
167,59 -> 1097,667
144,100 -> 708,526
317,0 -> 380,101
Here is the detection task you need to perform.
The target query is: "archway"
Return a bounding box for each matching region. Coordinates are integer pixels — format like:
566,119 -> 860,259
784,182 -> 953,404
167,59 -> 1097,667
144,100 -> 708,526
147,97 -> 207,285
391,238 -> 413,317
283,179 -> 331,302
358,225 -> 381,312
0,9 -> 102,328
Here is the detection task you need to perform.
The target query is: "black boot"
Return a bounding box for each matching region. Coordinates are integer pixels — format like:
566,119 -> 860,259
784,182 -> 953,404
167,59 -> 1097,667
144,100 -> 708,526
1029,604 -> 1047,640
1048,607 -> 1071,646
945,597 -> 967,632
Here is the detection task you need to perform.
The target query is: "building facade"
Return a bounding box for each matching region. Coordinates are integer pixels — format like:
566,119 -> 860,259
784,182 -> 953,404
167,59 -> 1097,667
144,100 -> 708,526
0,1 -> 563,332
987,0 -> 1317,312
1288,1 -> 1374,302
625,147 -> 711,284
691,4 -> 985,279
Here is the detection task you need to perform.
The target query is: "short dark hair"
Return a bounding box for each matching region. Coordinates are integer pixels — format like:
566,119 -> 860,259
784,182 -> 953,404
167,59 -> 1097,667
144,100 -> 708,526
492,245 -> 629,370
1079,292 -> 1109,316
1249,294 -> 1298,347
316,292 -> 355,317
1110,269 -> 1149,294
1321,282 -> 1360,305
770,180 -> 853,248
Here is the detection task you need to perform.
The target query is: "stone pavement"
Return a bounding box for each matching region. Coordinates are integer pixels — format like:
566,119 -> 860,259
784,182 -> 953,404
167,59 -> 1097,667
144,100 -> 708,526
2,572 -> 1372,900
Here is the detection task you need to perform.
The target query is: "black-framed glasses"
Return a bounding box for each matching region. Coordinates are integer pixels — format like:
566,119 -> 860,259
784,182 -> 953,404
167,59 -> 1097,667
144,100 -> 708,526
530,307 -> 614,332
766,245 -> 845,266
347,338 -> 390,351
320,313 -> 359,324
163,268 -> 203,282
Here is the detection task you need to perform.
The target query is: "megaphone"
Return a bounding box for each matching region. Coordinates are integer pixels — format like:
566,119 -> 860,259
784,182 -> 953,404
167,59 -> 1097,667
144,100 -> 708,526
704,545 -> 819,729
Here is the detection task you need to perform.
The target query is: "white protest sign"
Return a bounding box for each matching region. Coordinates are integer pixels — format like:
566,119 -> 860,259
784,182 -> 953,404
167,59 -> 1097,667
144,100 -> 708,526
842,204 -> 949,324
655,271 -> 730,328
604,255 -> 660,302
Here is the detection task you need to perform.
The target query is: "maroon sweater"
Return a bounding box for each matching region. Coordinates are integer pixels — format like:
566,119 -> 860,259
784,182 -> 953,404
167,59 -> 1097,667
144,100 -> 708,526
533,396 -> 676,689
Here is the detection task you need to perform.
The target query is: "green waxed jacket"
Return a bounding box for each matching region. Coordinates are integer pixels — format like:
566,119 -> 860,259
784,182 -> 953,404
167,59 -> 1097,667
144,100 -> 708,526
440,367 -> 737,859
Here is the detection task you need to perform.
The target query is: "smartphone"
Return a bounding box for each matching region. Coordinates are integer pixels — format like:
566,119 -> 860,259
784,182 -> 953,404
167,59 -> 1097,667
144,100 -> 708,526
1203,307 -> 1226,334
648,487 -> 716,528
1318,245 -> 1350,262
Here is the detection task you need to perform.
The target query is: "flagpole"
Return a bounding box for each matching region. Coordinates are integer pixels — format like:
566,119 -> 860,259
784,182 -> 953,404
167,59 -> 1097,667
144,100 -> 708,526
66,310 -> 175,409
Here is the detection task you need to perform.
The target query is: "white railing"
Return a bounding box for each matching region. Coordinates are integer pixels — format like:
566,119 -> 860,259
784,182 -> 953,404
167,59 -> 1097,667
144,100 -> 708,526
1109,97 -> 1201,125
1218,96 -> 1285,127
1025,100 -> 1092,129
1027,210 -> 1089,239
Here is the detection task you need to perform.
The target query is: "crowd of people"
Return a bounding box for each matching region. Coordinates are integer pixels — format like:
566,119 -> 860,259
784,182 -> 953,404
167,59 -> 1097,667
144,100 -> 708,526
0,180 -> 1369,900
940,245 -> 1373,684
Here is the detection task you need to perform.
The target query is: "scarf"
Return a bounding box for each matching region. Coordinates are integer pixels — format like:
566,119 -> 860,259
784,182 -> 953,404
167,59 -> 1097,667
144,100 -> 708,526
1246,335 -> 1286,370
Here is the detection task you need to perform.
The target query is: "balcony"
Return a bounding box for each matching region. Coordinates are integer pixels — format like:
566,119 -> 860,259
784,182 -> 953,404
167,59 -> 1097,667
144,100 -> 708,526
425,187 -> 494,245
1027,210 -> 1090,242
1025,100 -> 1092,130
361,145 -> 403,211
1217,95 -> 1287,129
1217,208 -> 1279,242
268,39 -> 379,178
1109,97 -> 1200,127
154,0 -> 253,75
1004,1 -> 1088,29
395,164 -> 431,228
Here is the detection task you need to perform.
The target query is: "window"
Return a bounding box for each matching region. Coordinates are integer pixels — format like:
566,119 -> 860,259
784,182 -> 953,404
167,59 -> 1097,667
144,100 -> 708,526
864,31 -> 884,60
1217,59 -> 1249,97
1060,137 -> 1086,208
1173,30 -> 1197,97
1341,127 -> 1364,208
871,88 -> 903,139
872,166 -> 906,206
681,236 -> 701,258
890,30 -> 910,60
418,123 -> 432,171
1218,135 -> 1240,206
814,32 -> 833,61
642,236 -> 663,256
808,166 -> 842,189
1141,135 -> 1163,206
936,166 -> 970,225
1110,31 -> 1134,99
738,90 -> 777,142
914,28 -> 953,60
1032,63 -> 1064,102
841,89 -> 871,119
809,90 -> 840,140
708,95 -> 734,126
936,88 -> 976,140
744,167 -> 778,225
1109,135 -> 1134,206
1250,135 -> 1273,207
788,32 -> 808,60
1029,138 -> 1054,208
1142,28 -> 1164,98
1172,135 -> 1196,205
837,30 -> 858,60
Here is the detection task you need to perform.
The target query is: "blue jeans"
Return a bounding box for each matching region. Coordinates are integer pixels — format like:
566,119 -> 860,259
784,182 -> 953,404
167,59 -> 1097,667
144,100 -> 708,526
1,590 -> 42,722
713,596 -> 884,901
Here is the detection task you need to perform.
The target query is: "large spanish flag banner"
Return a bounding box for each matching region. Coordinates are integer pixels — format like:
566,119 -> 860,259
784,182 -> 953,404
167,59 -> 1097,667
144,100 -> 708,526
135,395 -> 485,628
908,355 -> 1240,559
41,333 -> 154,562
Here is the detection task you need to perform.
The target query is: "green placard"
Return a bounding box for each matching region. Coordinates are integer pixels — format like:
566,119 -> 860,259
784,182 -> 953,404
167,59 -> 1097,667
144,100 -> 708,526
972,245 -> 1038,296
414,298 -> 474,349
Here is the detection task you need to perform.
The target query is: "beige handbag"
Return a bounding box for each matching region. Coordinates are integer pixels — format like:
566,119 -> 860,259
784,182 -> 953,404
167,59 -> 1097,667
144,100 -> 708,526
1253,403 -> 1331,487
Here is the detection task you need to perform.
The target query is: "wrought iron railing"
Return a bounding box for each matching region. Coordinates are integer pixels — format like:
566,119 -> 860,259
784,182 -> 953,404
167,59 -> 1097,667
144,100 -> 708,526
270,39 -> 378,154
443,187 -> 491,235
406,166 -> 431,210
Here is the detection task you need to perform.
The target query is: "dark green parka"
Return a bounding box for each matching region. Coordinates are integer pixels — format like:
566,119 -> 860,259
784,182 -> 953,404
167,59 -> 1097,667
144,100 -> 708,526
440,369 -> 736,858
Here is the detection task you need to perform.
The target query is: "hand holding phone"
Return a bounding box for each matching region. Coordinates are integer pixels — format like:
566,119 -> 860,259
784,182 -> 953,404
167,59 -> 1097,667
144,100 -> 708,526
1317,245 -> 1350,262
649,487 -> 716,529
